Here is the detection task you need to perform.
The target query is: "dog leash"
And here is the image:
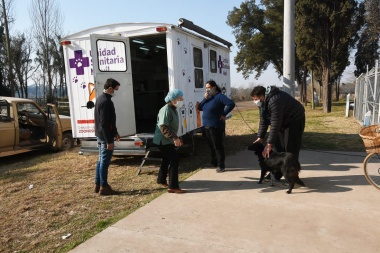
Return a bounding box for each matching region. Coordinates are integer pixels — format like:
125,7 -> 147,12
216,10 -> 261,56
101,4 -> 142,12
233,101 -> 256,133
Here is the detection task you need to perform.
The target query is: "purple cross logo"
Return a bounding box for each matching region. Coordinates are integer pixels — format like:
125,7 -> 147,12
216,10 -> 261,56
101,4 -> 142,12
69,50 -> 90,76
218,55 -> 223,74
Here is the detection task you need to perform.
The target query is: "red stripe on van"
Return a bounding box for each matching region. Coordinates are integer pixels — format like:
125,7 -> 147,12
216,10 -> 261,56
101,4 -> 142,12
77,120 -> 95,124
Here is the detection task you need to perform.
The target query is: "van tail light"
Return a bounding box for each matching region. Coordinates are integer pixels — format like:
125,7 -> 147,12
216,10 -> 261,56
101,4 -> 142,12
60,40 -> 71,45
156,26 -> 167,32
134,141 -> 144,147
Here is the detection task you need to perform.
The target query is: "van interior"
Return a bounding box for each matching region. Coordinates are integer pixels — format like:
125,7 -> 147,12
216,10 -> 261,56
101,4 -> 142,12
130,34 -> 169,133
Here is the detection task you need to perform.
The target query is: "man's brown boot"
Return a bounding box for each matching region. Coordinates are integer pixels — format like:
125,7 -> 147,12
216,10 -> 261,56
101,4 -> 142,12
99,185 -> 119,196
95,184 -> 100,193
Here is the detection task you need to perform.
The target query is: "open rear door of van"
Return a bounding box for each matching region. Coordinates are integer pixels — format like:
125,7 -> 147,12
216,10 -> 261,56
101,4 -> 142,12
90,34 -> 136,137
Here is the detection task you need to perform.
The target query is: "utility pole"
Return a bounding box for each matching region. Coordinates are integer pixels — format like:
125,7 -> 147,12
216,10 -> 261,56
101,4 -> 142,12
2,0 -> 15,97
311,70 -> 315,110
283,0 -> 295,96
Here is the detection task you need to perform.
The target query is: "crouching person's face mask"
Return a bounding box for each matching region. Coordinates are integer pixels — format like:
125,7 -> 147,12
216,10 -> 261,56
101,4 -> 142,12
253,99 -> 262,107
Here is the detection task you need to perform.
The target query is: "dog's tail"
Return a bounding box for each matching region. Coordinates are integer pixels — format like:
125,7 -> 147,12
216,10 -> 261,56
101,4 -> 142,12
296,178 -> 305,187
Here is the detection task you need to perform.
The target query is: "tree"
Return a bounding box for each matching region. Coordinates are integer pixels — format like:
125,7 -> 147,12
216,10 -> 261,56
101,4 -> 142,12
295,0 -> 365,112
227,0 -> 310,105
49,34 -> 66,98
227,0 -> 284,80
11,33 -> 35,98
354,26 -> 379,76
365,0 -> 380,38
30,0 -> 63,103
0,0 -> 14,97
354,0 -> 380,76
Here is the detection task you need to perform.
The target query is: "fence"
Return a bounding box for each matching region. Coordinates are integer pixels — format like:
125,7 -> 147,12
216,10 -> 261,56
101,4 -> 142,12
353,60 -> 380,126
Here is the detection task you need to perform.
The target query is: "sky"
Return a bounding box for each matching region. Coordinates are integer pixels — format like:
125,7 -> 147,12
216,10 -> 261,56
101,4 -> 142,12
11,0 -> 356,88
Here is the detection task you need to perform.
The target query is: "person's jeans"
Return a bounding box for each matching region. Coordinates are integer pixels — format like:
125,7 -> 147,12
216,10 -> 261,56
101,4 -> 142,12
95,137 -> 114,187
204,127 -> 225,169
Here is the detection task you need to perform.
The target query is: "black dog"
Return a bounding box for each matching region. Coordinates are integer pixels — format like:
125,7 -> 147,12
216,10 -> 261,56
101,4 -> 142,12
248,142 -> 305,194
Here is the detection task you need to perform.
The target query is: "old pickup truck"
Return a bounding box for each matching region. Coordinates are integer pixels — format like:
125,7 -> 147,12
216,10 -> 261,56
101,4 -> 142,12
0,96 -> 74,155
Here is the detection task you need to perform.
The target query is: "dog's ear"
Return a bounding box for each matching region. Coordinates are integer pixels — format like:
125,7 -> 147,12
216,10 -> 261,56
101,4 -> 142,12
248,142 -> 264,152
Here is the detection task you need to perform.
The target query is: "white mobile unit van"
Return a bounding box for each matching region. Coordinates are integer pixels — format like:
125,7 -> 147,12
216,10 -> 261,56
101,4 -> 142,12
61,18 -> 232,155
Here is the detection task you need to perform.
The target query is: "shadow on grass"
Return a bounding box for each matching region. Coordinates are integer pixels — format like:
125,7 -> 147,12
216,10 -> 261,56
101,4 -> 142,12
0,149 -> 52,167
302,132 -> 365,152
117,188 -> 165,196
125,133 -> 255,176
0,131 -> 366,180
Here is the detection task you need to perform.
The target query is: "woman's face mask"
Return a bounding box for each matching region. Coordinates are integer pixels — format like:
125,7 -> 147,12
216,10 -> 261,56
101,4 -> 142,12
206,87 -> 216,96
174,100 -> 184,108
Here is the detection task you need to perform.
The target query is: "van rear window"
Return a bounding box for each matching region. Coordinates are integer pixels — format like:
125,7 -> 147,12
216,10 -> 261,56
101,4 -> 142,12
210,49 -> 217,73
95,40 -> 127,72
193,47 -> 204,88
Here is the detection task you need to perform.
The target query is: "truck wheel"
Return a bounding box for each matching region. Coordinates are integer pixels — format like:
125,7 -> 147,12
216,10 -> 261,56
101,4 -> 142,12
61,133 -> 74,150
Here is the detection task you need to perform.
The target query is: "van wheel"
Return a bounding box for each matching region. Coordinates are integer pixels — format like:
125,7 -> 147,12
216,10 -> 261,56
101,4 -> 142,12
61,133 -> 74,150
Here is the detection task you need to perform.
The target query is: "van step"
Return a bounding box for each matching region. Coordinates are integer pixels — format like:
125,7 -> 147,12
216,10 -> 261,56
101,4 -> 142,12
136,147 -> 162,175
142,157 -> 162,161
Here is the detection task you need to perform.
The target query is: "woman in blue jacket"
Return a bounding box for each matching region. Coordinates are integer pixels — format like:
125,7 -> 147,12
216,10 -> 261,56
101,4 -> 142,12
198,80 -> 235,172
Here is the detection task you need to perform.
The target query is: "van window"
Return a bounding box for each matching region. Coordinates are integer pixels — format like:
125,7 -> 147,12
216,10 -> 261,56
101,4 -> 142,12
193,47 -> 204,88
210,49 -> 217,73
95,40 -> 127,72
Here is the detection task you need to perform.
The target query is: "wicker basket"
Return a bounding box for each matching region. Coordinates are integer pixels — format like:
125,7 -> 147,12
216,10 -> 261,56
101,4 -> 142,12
359,124 -> 380,153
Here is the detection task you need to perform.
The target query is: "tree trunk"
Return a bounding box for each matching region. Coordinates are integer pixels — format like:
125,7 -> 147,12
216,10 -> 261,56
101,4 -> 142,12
302,70 -> 307,106
335,77 -> 340,101
298,83 -> 304,102
322,67 -> 332,113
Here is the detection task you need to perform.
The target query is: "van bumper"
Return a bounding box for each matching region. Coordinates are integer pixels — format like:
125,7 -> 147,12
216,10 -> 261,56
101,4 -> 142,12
78,133 -> 154,156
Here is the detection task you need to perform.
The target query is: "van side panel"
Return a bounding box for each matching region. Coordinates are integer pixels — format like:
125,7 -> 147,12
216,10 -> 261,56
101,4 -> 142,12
208,45 -> 231,98
170,31 -> 193,136
169,29 -> 231,137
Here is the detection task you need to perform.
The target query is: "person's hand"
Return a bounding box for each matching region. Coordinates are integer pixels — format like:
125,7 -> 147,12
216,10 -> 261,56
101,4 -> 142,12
219,115 -> 226,121
107,143 -> 114,150
253,138 -> 263,144
174,138 -> 183,147
204,92 -> 210,99
114,134 -> 120,141
262,143 -> 272,158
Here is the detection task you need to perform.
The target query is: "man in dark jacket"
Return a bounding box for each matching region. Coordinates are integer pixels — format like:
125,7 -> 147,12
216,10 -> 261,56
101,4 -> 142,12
250,86 -> 305,180
94,78 -> 121,195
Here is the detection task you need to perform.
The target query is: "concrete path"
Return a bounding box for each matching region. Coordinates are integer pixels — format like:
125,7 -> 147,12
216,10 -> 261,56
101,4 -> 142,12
70,149 -> 380,253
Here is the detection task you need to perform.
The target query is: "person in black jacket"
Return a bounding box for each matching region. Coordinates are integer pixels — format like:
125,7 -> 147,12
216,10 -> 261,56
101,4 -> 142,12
94,78 -> 121,195
250,86 -> 305,180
